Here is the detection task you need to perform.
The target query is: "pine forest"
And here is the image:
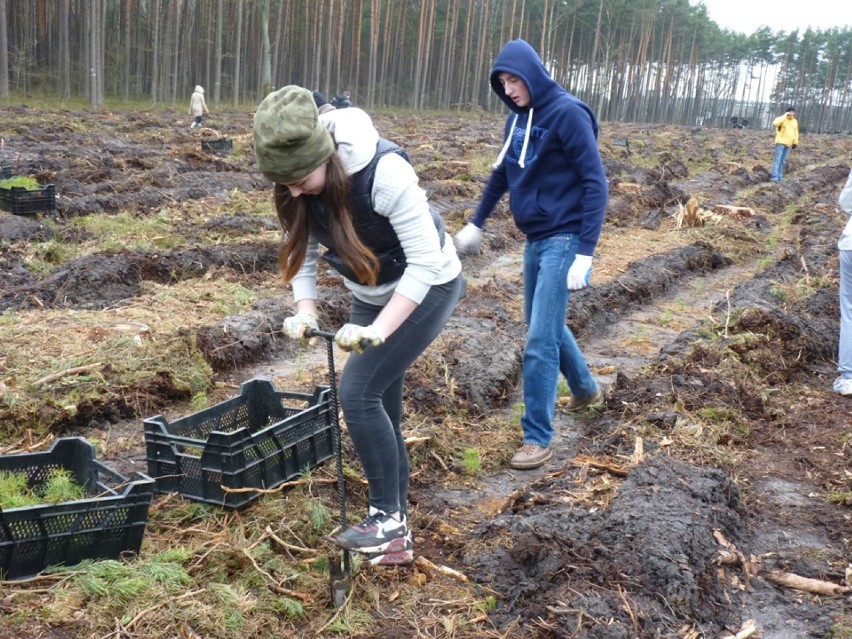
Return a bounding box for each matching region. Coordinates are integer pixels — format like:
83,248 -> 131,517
1,0 -> 851,131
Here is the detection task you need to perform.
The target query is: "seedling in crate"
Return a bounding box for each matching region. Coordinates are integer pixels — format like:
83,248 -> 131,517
0,467 -> 87,508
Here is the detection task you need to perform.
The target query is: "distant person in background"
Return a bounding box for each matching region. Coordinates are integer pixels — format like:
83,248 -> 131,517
835,169 -> 852,396
770,106 -> 798,182
730,116 -> 740,129
312,90 -> 336,115
331,91 -> 352,109
188,85 -> 209,129
741,118 -> 749,129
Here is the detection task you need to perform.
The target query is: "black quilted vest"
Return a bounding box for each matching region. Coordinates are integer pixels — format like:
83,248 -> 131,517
308,138 -> 445,285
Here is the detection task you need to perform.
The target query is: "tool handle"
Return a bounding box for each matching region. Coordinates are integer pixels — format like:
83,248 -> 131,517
306,326 -> 352,580
306,328 -> 372,351
306,328 -> 336,341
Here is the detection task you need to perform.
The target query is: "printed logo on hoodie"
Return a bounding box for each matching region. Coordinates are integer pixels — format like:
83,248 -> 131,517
507,125 -> 549,167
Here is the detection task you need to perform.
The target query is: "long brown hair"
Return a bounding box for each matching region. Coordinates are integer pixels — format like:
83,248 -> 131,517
274,153 -> 380,285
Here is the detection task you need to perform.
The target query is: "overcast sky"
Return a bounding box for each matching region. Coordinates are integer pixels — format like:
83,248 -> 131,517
697,0 -> 850,34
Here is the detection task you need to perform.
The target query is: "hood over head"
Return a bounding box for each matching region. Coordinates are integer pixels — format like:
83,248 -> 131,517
194,85 -> 204,94
489,39 -> 559,113
318,106 -> 379,176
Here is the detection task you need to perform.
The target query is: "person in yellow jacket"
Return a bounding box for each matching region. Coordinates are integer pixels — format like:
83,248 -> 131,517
770,106 -> 798,182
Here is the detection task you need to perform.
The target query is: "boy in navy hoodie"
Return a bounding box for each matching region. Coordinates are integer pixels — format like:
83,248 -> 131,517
455,39 -> 608,469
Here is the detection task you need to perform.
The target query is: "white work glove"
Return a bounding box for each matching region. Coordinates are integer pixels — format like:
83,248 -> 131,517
334,324 -> 384,353
567,255 -> 593,291
282,311 -> 319,347
454,223 -> 483,255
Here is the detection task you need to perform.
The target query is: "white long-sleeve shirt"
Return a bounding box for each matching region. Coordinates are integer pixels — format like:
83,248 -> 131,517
839,169 -> 852,251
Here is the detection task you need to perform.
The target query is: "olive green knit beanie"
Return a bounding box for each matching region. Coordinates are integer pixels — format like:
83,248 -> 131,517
253,85 -> 335,184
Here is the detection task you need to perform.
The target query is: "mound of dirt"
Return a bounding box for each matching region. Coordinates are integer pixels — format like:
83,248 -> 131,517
1,108 -> 849,639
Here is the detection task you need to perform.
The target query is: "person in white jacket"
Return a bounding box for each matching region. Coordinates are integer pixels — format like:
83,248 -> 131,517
188,85 -> 209,129
253,86 -> 464,565
835,169 -> 852,396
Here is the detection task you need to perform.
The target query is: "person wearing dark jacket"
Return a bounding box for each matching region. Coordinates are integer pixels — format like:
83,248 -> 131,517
312,90 -> 336,115
253,86 -> 464,564
454,39 -> 609,469
331,91 -> 352,109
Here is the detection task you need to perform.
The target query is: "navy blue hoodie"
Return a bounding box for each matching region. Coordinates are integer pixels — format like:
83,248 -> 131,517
471,39 -> 608,255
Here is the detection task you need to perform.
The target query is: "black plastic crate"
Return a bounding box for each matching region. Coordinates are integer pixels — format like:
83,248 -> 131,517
0,183 -> 56,215
144,379 -> 334,508
0,437 -> 155,580
0,166 -> 11,179
201,138 -> 233,154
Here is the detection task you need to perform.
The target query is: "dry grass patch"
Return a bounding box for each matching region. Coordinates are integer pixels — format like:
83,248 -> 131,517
0,274 -> 286,435
2,476 -> 495,638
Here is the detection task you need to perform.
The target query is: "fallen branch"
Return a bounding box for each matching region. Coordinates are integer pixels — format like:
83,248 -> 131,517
715,549 -> 741,566
575,460 -> 590,485
268,582 -> 314,602
800,255 -> 810,286
220,477 -> 335,494
616,584 -> 639,636
724,290 -> 732,338
414,556 -> 469,583
571,455 -> 628,477
496,489 -> 556,514
712,204 -> 755,218
764,570 -> 851,596
496,488 -> 524,514
32,363 -> 104,387
720,619 -> 757,639
714,547 -> 849,596
242,549 -> 313,603
712,530 -> 752,587
615,182 -> 643,193
630,436 -> 644,465
430,449 -> 449,472
124,589 -> 205,630
264,526 -> 318,556
0,433 -> 53,455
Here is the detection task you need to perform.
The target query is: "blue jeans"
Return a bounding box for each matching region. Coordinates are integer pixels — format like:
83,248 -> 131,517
771,144 -> 790,181
338,274 -> 465,516
840,250 -> 852,379
521,235 -> 597,447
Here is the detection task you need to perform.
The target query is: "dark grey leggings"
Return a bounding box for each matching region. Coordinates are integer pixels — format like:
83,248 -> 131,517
338,274 -> 465,517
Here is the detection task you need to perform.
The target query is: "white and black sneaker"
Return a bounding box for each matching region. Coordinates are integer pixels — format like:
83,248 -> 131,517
334,510 -> 407,554
367,532 -> 414,566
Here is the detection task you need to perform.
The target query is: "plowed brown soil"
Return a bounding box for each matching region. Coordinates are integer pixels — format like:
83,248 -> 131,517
0,105 -> 849,638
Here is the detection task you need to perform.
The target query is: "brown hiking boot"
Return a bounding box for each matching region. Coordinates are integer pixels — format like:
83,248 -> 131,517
564,386 -> 605,413
509,443 -> 553,470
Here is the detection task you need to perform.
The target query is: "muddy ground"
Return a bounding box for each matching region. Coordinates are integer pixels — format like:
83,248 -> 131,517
0,104 -> 850,638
